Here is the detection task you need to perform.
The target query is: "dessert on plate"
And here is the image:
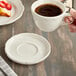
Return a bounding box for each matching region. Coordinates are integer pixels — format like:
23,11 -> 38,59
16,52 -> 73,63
0,0 -> 12,17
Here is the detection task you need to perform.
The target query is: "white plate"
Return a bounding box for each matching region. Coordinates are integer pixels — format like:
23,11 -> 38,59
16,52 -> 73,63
0,0 -> 24,25
5,33 -> 51,65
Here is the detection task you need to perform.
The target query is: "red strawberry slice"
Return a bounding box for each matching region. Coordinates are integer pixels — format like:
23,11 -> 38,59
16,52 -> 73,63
1,1 -> 8,5
6,4 -> 12,10
0,1 -> 6,8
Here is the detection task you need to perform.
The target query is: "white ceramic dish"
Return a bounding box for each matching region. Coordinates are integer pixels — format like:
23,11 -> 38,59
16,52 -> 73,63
5,33 -> 51,65
0,0 -> 24,25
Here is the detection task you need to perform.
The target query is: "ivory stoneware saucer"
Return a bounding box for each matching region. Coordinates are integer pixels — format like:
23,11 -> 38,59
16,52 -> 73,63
5,33 -> 51,65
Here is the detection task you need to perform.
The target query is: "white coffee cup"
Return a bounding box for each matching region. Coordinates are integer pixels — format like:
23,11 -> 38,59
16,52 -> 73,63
31,0 -> 70,32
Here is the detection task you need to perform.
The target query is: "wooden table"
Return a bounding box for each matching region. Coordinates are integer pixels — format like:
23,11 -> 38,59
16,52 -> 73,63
0,0 -> 76,76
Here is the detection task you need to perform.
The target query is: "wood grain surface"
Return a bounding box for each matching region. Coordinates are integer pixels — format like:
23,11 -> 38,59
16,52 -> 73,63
0,0 -> 76,76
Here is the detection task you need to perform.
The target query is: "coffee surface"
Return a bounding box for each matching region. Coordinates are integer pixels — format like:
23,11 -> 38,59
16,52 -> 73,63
35,4 -> 63,17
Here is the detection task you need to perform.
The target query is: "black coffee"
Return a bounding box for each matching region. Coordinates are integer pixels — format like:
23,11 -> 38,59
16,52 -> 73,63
35,4 -> 63,17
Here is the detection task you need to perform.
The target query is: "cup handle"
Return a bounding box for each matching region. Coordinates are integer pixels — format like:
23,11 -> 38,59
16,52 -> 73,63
61,6 -> 74,25
61,0 -> 74,25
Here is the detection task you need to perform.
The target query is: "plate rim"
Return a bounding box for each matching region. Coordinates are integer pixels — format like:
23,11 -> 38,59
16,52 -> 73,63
0,0 -> 24,26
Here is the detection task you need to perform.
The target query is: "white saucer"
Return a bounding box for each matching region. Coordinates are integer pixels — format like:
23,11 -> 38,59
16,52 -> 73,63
0,0 -> 24,25
5,33 -> 51,65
